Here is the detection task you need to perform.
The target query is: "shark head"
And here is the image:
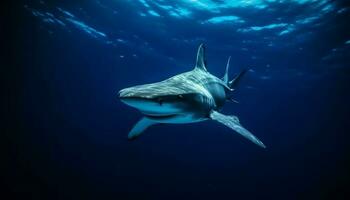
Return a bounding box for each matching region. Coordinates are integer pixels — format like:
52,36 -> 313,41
119,81 -> 203,117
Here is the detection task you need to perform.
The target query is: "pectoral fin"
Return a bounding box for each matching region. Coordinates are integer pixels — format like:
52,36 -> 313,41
128,117 -> 157,140
210,111 -> 266,148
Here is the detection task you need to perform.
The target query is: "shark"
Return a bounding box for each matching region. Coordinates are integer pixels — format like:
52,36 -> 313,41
119,44 -> 266,148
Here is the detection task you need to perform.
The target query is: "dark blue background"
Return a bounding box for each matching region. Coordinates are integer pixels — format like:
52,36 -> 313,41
6,0 -> 350,199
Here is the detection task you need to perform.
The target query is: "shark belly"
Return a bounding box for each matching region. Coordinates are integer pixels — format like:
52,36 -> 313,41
146,113 -> 207,124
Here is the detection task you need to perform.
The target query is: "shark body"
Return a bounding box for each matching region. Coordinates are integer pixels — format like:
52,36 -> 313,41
119,44 -> 265,148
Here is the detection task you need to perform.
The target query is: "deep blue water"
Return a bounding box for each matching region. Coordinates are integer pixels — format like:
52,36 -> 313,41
7,0 -> 350,199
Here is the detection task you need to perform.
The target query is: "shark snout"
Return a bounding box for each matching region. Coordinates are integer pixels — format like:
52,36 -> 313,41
119,87 -> 133,99
119,88 -> 148,103
119,87 -> 152,100
119,87 -> 161,112
119,86 -> 187,116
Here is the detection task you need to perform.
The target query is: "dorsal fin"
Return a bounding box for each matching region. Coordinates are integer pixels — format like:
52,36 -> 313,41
223,56 -> 231,84
195,43 -> 207,71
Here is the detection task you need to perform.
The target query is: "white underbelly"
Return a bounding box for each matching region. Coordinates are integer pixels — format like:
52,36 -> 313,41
148,114 -> 207,124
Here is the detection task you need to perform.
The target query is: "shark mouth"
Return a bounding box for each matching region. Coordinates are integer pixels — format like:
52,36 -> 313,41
144,113 -> 178,120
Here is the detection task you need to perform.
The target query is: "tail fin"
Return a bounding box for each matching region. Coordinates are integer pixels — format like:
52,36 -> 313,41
229,69 -> 247,89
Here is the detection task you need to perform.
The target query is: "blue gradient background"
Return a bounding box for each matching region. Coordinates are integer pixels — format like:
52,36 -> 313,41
6,0 -> 350,199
